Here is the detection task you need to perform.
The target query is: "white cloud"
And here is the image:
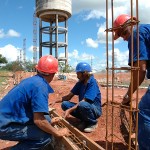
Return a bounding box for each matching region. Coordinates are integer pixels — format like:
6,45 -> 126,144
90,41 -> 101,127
0,44 -> 19,62
0,45 -> 37,63
1,0 -> 149,73
0,29 -> 20,38
59,49 -> 94,62
73,0 -> 150,45
72,0 -> 105,14
0,29 -> 5,38
29,46 -> 34,52
108,48 -> 129,67
69,50 -> 96,70
97,23 -> 120,44
86,38 -> 98,48
97,23 -> 107,44
73,0 -> 150,23
6,29 -> 20,37
69,49 -> 79,59
84,10 -> 105,20
81,53 -> 94,61
58,48 -> 128,71
59,49 -> 79,59
59,49 -> 79,65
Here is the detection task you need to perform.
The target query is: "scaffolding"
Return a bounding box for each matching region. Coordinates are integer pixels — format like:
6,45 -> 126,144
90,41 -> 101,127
33,11 -> 37,64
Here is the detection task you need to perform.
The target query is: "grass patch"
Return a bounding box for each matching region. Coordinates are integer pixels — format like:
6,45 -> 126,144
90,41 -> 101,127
0,70 -> 11,88
0,77 -> 7,85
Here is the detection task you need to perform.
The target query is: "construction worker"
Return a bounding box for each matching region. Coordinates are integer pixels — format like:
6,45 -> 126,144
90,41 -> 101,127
61,62 -> 102,133
113,14 -> 150,149
113,14 -> 150,105
0,55 -> 69,150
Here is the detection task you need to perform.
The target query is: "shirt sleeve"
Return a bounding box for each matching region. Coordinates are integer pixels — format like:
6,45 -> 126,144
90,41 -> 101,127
84,80 -> 98,102
31,83 -> 50,114
71,82 -> 80,95
128,29 -> 149,65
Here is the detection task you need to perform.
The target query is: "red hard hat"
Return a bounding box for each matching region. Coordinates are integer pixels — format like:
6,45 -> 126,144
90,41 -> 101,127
35,55 -> 58,74
114,14 -> 131,28
113,14 -> 131,40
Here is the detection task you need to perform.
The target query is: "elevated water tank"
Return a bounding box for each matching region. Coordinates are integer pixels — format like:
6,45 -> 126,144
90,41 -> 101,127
36,0 -> 72,22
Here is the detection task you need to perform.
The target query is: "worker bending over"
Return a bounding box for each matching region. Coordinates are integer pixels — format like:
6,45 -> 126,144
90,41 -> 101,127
112,14 -> 150,150
0,55 -> 69,150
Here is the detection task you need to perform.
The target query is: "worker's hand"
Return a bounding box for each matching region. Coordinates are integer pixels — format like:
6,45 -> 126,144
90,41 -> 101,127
49,99 -> 62,107
51,117 -> 63,125
56,128 -> 70,138
49,101 -> 56,107
62,95 -> 69,101
63,109 -> 71,119
122,93 -> 130,106
62,93 -> 73,101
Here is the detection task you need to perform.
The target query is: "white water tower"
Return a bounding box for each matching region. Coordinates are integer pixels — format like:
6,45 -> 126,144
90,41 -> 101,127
36,0 -> 72,65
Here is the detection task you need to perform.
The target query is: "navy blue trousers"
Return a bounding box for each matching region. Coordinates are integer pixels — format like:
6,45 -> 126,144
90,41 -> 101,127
138,86 -> 150,150
0,115 -> 51,150
61,100 -> 101,125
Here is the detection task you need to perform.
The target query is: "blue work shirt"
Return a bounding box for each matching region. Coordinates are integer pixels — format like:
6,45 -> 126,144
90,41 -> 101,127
71,75 -> 101,111
0,74 -> 54,128
128,24 -> 150,65
138,86 -> 150,149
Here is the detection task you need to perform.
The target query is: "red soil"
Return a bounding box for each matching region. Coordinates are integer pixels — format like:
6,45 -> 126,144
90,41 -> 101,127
0,72 -> 147,149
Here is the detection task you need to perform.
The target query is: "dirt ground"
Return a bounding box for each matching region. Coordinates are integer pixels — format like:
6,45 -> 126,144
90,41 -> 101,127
0,72 -> 148,150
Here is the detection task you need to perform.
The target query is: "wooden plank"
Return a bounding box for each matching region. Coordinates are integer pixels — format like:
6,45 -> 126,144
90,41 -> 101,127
51,110 -> 105,150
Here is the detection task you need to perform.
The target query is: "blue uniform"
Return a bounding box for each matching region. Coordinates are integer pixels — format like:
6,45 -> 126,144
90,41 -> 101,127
127,24 -> 150,149
0,74 -> 54,150
128,24 -> 150,66
128,24 -> 150,79
138,86 -> 150,150
61,75 -> 102,125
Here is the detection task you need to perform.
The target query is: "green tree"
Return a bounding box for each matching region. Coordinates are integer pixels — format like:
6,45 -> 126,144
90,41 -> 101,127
1,60 -> 36,72
2,61 -> 23,71
23,61 -> 36,72
59,62 -> 74,73
0,54 -> 7,63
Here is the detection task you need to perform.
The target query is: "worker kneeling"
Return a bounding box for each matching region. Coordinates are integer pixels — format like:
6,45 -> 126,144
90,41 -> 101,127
61,62 -> 102,133
0,55 -> 70,150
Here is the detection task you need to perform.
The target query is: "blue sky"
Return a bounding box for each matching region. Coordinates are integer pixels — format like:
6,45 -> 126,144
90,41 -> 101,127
0,0 -> 150,72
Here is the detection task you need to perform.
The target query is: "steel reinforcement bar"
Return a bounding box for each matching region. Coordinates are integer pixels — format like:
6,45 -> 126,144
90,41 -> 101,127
49,109 -> 105,150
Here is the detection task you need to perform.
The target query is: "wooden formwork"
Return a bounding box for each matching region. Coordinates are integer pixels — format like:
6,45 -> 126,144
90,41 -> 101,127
49,109 -> 105,150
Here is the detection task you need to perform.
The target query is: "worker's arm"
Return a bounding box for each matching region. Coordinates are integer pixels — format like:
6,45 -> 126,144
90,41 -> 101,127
64,103 -> 78,119
49,99 -> 62,107
62,92 -> 74,101
49,92 -> 74,107
34,112 -> 70,138
122,60 -> 146,104
64,99 -> 85,119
